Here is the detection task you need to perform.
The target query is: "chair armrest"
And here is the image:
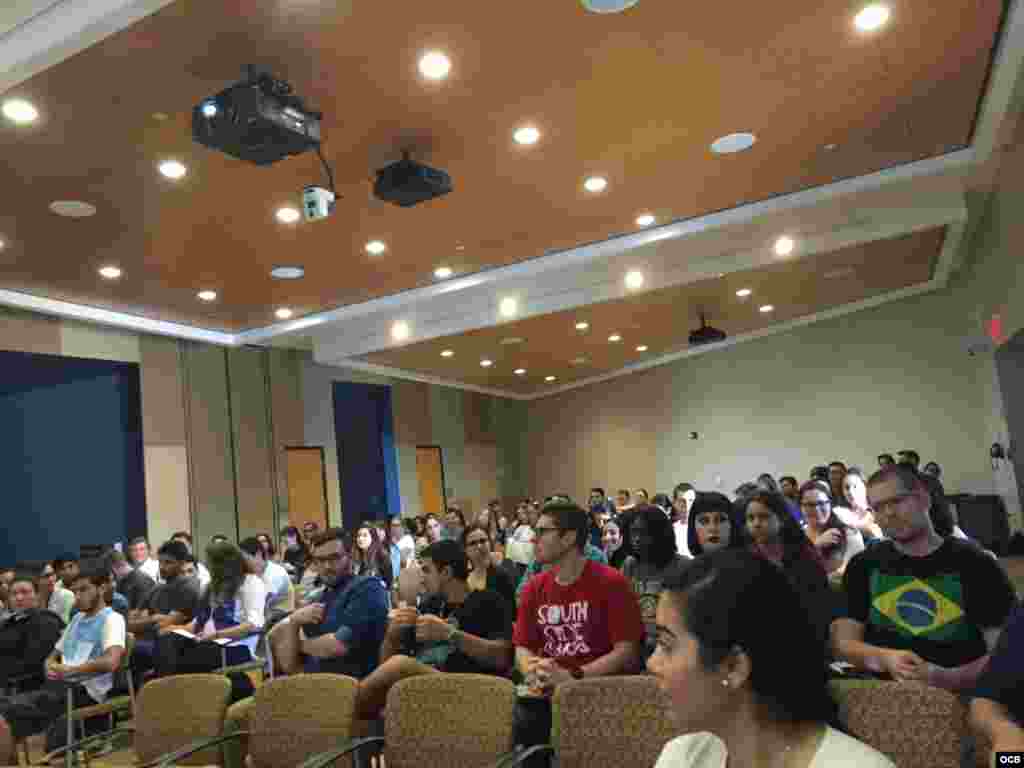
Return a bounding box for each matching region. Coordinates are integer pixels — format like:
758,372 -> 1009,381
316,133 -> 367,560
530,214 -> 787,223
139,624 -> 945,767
145,730 -> 251,768
296,736 -> 385,768
42,726 -> 135,764
488,745 -> 555,768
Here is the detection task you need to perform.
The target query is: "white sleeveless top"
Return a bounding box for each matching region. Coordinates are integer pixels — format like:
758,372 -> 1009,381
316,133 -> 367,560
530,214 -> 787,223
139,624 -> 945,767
654,728 -> 895,768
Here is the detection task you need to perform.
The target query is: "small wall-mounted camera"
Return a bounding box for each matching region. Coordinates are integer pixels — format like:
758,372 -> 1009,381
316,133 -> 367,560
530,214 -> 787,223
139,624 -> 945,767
303,185 -> 335,222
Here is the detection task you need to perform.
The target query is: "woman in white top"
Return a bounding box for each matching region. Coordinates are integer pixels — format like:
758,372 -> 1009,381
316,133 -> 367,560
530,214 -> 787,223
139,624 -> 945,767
840,468 -> 885,543
648,549 -> 895,768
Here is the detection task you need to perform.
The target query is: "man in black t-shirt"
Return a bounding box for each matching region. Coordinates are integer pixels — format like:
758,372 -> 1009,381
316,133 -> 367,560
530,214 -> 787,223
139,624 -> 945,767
833,465 -> 1016,691
354,540 -> 513,718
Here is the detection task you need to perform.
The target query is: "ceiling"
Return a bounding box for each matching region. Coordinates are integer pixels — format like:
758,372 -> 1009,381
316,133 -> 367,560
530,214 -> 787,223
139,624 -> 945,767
0,0 -> 1019,397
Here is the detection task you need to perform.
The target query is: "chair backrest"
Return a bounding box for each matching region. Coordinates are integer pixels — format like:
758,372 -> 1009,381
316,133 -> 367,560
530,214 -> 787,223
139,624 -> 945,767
248,673 -> 358,768
383,674 -> 516,768
840,681 -> 967,768
552,676 -> 679,768
134,673 -> 233,765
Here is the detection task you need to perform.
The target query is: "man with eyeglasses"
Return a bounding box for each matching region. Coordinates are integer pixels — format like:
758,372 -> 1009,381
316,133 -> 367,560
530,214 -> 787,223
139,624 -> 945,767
832,465 -> 1015,692
269,528 -> 388,679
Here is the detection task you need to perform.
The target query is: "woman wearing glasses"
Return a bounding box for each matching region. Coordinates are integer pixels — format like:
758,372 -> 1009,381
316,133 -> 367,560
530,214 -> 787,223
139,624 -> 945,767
800,480 -> 864,579
462,525 -> 516,608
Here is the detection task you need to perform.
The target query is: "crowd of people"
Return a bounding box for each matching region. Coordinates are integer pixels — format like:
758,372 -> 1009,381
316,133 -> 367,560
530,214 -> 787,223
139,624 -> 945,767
0,449 -> 1021,767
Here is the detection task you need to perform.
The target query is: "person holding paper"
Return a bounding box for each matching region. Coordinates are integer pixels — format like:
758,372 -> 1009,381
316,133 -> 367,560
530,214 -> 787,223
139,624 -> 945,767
0,560 -> 126,762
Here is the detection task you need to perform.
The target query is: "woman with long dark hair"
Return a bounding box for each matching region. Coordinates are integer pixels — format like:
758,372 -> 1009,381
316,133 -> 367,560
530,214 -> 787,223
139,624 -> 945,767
462,524 -> 516,608
841,468 -> 884,543
279,525 -> 308,581
800,480 -> 864,578
648,550 -> 893,768
256,533 -> 276,562
352,525 -> 394,590
686,492 -> 746,557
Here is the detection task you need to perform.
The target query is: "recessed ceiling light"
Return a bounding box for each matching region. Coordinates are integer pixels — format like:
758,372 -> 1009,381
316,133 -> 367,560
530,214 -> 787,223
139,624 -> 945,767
158,160 -> 187,180
824,143 -> 838,152
275,307 -> 294,320
545,375 -> 557,382
575,321 -> 589,331
636,213 -> 656,227
854,4 -> 890,31
625,270 -> 644,290
499,297 -> 518,318
500,337 -> 524,346
710,132 -> 757,154
50,201 -> 97,218
391,321 -> 411,342
276,207 -> 300,224
0,238 -> 5,250
736,288 -> 752,298
197,290 -> 217,302
455,244 -> 466,251
514,368 -> 527,375
480,359 -> 493,368
825,267 -> 856,279
2,99 -> 39,125
270,265 -> 305,280
774,235 -> 795,256
584,176 -> 608,193
581,0 -> 641,12
635,345 -> 648,352
759,305 -> 774,313
419,51 -> 451,80
513,125 -> 541,146
98,265 -> 122,280
434,266 -> 453,279
570,357 -> 587,365
152,112 -> 169,122
608,334 -> 622,342
440,349 -> 454,358
365,240 -> 387,256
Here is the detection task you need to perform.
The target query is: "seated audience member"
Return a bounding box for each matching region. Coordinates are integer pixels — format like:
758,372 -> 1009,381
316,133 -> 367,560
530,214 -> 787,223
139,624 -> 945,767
779,475 -> 800,505
671,484 -> 697,557
170,532 -> 212,590
919,473 -> 973,543
832,465 -> 1016,691
623,505 -> 692,660
109,549 -> 155,612
389,518 -> 416,574
744,491 -> 835,650
651,493 -> 673,515
52,554 -> 79,591
733,482 -> 762,502
355,540 -> 513,718
0,572 -> 64,691
809,466 -> 829,483
443,506 -> 467,542
513,502 -> 644,758
495,510 -> 511,548
239,536 -> 292,612
100,568 -> 129,618
126,541 -> 200,677
127,537 -> 161,582
38,563 -> 74,624
279,526 -> 309,581
353,525 -> 394,591
923,461 -> 942,480
827,461 -> 848,506
614,488 -> 632,514
649,550 -> 894,768
270,528 -> 388,679
515,524 -> 608,602
687,492 -> 746,556
505,506 -> 537,576
970,599 -> 1024,757
603,519 -> 627,570
463,525 -> 517,608
425,514 -> 445,545
0,561 -> 127,761
301,521 -> 319,546
878,453 -> 895,468
0,568 -> 13,619
800,480 -> 865,579
840,468 -> 884,543
154,541 -> 264,701
587,496 -> 608,550
897,450 -> 921,470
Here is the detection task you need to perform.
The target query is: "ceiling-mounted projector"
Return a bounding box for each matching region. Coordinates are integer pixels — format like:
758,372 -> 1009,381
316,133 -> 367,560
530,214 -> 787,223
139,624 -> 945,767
689,313 -> 727,346
192,69 -> 321,166
373,151 -> 452,207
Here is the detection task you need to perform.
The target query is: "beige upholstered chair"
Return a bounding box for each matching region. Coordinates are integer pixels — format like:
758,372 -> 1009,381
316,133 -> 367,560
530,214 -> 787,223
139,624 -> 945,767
299,673 -> 516,768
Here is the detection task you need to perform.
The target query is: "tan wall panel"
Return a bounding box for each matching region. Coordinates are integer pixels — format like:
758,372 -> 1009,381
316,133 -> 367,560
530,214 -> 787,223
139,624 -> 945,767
392,380 -> 432,445
463,391 -> 495,444
144,444 -> 191,548
60,321 -> 140,362
268,349 -> 304,525
0,307 -> 61,355
139,335 -> 185,445
228,347 -> 276,538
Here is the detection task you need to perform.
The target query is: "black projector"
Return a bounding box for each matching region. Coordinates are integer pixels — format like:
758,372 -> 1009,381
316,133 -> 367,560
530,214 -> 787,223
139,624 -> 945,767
373,154 -> 452,207
192,73 -> 321,166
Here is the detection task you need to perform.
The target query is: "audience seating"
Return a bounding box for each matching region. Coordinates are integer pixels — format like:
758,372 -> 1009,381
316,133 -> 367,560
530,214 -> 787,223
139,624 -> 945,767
297,674 -> 517,768
44,673 -> 232,767
154,674 -> 360,768
836,680 -> 967,768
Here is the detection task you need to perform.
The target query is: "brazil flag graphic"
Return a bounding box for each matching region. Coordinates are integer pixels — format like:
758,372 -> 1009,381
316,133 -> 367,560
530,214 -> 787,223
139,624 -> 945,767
869,572 -> 971,643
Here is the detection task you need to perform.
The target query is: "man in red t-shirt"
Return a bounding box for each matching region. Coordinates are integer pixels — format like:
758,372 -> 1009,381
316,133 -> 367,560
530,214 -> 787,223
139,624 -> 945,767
512,502 -> 643,760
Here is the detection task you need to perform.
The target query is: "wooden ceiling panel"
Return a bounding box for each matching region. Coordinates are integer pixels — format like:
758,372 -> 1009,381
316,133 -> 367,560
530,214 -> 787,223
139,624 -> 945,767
359,228 -> 945,394
0,0 -> 1002,329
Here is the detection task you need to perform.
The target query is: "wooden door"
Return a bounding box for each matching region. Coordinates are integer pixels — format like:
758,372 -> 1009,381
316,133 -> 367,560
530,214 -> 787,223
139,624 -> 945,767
284,447 -> 329,532
415,446 -> 446,517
